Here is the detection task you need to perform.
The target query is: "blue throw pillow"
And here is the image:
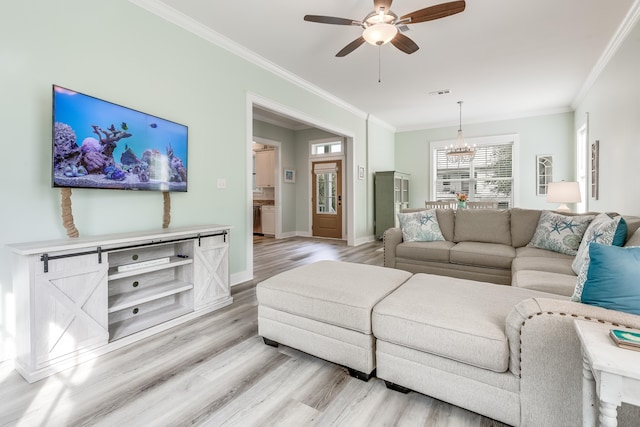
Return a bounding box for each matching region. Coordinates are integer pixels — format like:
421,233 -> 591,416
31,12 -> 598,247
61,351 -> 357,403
613,217 -> 628,246
580,243 -> 640,315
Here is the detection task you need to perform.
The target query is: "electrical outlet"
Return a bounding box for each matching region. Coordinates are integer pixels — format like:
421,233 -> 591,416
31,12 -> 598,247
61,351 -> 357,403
217,178 -> 226,189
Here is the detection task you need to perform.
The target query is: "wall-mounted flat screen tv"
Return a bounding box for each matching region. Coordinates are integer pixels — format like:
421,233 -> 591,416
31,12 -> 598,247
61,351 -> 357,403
52,85 -> 188,192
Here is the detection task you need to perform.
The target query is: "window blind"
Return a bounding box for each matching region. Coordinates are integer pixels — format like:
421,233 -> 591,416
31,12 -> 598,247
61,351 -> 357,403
434,142 -> 514,208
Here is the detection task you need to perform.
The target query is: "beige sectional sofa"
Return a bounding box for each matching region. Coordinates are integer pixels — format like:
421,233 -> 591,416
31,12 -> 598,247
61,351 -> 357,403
384,207 -> 640,293
372,275 -> 640,426
257,208 -> 640,426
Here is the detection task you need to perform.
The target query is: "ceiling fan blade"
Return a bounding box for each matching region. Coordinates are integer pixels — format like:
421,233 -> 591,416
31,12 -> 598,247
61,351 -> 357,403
391,32 -> 419,54
401,0 -> 466,24
336,37 -> 366,57
304,15 -> 360,26
373,0 -> 393,13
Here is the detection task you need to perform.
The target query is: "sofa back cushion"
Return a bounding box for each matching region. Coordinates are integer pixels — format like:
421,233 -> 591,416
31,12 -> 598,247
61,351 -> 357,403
510,208 -> 542,248
453,209 -> 512,246
622,215 -> 640,243
625,226 -> 640,247
436,208 -> 455,241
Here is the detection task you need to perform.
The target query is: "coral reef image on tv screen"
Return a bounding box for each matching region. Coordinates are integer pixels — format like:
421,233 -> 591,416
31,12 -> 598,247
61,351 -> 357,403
52,85 -> 188,192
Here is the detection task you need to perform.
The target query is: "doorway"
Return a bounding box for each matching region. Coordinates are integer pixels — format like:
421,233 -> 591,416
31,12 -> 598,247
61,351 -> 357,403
252,138 -> 280,239
312,160 -> 342,239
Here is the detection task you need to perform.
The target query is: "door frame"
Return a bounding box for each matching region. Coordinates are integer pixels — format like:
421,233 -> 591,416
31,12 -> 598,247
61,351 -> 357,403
576,113 -> 589,213
310,158 -> 344,239
246,92 -> 356,281
309,155 -> 345,239
253,137 -> 281,237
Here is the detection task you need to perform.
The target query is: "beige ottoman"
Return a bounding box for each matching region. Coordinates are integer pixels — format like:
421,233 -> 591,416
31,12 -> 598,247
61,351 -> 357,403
256,260 -> 412,380
372,273 -> 565,426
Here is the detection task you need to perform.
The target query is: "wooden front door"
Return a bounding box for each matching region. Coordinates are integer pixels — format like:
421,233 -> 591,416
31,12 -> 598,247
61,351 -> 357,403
312,160 -> 342,239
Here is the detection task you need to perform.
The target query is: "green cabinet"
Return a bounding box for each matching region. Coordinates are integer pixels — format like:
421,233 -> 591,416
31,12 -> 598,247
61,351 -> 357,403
374,171 -> 410,239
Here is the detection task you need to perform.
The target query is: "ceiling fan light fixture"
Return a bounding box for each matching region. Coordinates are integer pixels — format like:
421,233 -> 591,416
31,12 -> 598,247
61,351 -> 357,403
363,23 -> 398,46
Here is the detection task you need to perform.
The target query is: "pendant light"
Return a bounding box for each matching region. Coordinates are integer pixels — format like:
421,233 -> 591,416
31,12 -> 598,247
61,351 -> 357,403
446,101 -> 476,163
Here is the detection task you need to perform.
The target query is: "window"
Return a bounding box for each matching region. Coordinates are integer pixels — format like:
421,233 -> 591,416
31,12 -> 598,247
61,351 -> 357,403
316,172 -> 337,213
576,118 -> 588,213
311,138 -> 343,156
431,135 -> 517,208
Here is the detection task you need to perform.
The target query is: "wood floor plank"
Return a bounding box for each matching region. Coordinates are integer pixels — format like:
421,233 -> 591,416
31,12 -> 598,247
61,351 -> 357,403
0,236 -> 508,427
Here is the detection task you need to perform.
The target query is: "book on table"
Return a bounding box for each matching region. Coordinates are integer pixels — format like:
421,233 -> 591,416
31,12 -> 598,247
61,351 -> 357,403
609,329 -> 640,351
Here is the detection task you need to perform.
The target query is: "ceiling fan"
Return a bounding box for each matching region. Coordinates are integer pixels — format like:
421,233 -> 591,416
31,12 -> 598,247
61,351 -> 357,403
304,0 -> 466,57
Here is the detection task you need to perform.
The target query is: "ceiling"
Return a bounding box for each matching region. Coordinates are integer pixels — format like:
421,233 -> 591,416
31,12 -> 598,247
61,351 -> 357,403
151,0 -> 636,131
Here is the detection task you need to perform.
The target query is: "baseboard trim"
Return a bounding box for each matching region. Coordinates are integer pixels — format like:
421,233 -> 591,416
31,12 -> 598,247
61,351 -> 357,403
354,235 -> 376,246
231,271 -> 252,286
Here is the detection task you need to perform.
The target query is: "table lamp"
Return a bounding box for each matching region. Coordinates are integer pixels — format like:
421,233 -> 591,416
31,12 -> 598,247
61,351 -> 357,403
547,181 -> 581,212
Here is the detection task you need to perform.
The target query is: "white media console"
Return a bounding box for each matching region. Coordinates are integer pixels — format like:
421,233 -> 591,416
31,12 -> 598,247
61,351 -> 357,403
7,224 -> 232,383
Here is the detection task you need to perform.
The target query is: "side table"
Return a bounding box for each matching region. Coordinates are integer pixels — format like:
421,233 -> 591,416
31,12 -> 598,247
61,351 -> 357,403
574,319 -> 640,427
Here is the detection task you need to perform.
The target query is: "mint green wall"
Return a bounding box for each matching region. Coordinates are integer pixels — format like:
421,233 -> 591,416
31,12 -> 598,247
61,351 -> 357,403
575,21 -> 640,215
0,0 -> 375,361
367,120 -> 396,235
395,112 -> 575,210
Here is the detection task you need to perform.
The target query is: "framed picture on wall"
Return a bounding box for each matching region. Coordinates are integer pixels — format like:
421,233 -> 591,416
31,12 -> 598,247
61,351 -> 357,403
536,155 -> 553,196
284,169 -> 296,183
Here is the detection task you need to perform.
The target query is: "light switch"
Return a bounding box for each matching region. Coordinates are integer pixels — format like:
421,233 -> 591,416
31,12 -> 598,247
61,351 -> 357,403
217,178 -> 226,189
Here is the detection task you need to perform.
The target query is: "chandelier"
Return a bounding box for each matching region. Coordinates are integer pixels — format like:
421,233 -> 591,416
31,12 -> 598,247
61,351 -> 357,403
446,101 -> 476,163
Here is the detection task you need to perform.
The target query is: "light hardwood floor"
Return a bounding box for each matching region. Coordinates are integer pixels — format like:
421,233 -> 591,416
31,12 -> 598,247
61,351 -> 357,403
0,237 -> 507,427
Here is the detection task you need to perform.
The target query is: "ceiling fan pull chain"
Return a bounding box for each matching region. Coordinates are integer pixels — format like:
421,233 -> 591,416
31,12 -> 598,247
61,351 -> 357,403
378,45 -> 382,83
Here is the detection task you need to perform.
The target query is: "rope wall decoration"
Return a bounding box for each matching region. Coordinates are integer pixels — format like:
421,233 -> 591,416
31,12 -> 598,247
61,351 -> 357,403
162,191 -> 171,229
60,188 -> 79,238
61,189 -> 171,235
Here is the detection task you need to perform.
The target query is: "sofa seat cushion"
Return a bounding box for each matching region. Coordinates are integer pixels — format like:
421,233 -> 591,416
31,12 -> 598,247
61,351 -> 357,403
511,256 -> 575,276
511,270 -> 577,296
372,274 -> 551,372
450,242 -> 515,269
257,260 -> 412,334
396,240 -> 456,263
515,246 -> 574,259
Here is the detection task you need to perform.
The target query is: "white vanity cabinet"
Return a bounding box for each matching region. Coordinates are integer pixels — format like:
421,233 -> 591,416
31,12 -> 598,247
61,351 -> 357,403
8,224 -> 232,383
255,149 -> 275,188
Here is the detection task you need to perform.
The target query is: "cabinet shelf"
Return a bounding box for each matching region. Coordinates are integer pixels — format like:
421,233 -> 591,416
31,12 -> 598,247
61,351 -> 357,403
107,256 -> 193,280
109,303 -> 193,341
108,280 -> 194,313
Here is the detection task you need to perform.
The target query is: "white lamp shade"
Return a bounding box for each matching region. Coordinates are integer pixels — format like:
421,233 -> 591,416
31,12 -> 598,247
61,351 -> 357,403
363,23 -> 398,45
547,181 -> 581,212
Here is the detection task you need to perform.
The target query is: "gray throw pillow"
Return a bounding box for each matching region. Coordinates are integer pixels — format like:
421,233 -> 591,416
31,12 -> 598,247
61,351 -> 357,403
527,211 -> 594,256
397,210 -> 445,242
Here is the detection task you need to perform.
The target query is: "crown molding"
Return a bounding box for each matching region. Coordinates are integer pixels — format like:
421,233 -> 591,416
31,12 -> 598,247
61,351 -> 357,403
367,114 -> 397,133
571,0 -> 640,108
396,106 -> 574,133
128,0 -> 373,122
